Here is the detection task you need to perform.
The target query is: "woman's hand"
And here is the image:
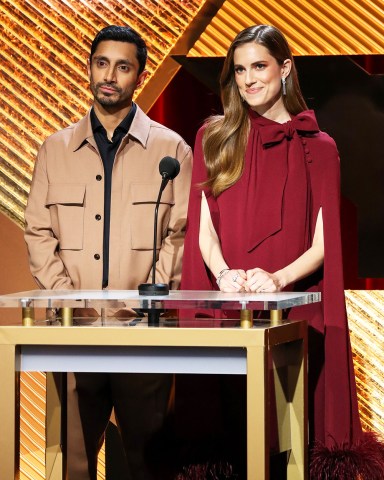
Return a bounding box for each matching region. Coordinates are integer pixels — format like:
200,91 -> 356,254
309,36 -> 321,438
244,268 -> 282,293
218,269 -> 247,292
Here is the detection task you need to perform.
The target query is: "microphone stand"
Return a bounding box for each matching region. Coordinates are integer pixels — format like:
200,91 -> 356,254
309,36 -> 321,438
138,174 -> 170,325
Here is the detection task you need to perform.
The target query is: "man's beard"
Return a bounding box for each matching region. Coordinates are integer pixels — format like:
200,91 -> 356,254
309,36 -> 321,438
91,82 -> 124,107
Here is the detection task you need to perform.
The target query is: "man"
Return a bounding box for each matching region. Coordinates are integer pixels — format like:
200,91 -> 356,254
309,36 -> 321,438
24,25 -> 192,479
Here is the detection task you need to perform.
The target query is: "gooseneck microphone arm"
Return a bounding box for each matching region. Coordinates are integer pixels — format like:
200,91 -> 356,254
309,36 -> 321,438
138,156 -> 180,301
152,174 -> 169,284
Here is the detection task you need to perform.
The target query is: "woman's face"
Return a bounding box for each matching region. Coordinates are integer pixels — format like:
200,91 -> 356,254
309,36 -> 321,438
233,42 -> 291,120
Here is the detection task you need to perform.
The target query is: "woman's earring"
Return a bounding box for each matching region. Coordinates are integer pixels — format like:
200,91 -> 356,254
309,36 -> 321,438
281,77 -> 287,96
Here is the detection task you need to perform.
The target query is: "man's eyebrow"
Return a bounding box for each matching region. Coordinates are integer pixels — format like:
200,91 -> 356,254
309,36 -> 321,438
93,55 -> 134,66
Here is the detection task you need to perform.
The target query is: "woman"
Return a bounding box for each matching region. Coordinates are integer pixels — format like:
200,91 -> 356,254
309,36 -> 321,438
181,25 -> 384,478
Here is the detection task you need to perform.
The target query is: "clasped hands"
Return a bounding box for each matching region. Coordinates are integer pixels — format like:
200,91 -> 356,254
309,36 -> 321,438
218,268 -> 282,293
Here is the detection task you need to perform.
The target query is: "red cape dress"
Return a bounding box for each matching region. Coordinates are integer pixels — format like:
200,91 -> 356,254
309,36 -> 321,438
181,109 -> 384,478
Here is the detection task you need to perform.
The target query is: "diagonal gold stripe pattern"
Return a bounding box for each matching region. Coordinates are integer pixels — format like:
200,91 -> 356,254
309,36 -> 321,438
0,0 -> 205,227
345,290 -> 384,436
2,4 -> 207,478
189,0 -> 384,56
1,2 -> 384,479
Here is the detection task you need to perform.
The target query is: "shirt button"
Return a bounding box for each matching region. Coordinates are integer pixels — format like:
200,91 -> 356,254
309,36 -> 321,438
95,214 -> 101,221
94,254 -> 100,260
304,147 -> 310,154
301,139 -> 307,145
96,175 -> 102,181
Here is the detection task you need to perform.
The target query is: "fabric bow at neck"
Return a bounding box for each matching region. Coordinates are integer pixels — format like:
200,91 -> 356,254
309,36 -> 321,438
258,110 -> 320,148
246,110 -> 319,253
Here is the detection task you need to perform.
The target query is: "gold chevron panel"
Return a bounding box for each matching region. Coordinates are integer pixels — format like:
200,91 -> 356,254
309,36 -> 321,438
189,0 -> 384,57
1,2 -> 384,479
0,0 -> 207,228
345,290 -> 384,436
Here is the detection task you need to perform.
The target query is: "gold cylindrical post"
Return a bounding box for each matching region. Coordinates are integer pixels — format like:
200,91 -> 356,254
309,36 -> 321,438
270,309 -> 283,325
22,307 -> 35,327
60,307 -> 73,327
240,309 -> 253,329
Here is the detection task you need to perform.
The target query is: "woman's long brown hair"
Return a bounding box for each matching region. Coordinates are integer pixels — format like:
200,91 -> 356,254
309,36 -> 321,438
203,25 -> 308,196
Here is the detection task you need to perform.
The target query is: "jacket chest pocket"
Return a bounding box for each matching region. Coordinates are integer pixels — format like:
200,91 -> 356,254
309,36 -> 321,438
130,183 -> 174,250
46,184 -> 86,250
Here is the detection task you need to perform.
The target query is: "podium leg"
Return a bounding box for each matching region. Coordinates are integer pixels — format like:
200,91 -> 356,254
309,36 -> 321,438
271,337 -> 308,480
0,344 -> 20,480
270,309 -> 282,325
46,372 -> 65,480
247,345 -> 268,479
286,338 -> 308,479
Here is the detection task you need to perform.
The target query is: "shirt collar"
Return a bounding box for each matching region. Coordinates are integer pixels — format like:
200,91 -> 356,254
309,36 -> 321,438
90,102 -> 137,136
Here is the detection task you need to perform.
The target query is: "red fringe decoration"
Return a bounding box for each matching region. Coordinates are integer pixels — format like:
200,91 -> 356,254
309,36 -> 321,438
310,432 -> 384,480
175,461 -> 238,479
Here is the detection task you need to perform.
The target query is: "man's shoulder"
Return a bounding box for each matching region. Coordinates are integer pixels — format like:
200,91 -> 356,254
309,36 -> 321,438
43,114 -> 88,145
44,124 -> 75,143
133,105 -> 190,146
148,119 -> 186,141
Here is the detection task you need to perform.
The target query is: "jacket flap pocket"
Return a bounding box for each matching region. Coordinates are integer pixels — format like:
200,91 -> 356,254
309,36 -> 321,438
46,184 -> 86,206
131,182 -> 174,205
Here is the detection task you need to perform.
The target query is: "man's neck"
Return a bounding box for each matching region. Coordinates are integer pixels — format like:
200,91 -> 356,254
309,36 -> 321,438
92,103 -> 132,140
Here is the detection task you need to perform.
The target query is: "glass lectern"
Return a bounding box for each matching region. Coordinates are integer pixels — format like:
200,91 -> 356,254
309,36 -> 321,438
0,289 -> 320,480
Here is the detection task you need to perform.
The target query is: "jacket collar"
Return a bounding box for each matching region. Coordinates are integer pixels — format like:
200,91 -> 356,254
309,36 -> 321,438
126,103 -> 150,147
71,110 -> 94,152
70,103 -> 151,152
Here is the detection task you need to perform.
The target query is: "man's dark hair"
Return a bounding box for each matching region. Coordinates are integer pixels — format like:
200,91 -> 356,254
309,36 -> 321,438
90,25 -> 147,74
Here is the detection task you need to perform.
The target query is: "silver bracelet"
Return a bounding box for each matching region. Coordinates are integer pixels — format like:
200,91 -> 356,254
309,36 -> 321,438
216,268 -> 230,287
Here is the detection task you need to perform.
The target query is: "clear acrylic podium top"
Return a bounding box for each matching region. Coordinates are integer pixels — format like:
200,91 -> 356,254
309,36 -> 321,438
0,289 -> 320,311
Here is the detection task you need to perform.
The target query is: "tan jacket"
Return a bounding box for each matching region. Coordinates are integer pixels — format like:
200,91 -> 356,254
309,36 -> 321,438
24,105 -> 192,291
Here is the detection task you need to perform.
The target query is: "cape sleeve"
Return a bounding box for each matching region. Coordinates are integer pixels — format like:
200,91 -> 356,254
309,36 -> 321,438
307,132 -> 362,446
180,126 -> 216,291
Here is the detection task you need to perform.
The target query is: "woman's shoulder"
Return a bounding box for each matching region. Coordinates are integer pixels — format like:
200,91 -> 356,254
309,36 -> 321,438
196,115 -> 224,135
313,130 -> 337,147
300,110 -> 337,149
305,130 -> 340,178
296,110 -> 339,168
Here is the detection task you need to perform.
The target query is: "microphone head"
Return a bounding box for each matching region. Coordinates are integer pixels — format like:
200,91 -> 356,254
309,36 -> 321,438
159,156 -> 180,180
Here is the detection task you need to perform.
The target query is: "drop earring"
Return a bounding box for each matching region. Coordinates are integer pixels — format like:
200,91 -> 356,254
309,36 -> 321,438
281,77 -> 287,96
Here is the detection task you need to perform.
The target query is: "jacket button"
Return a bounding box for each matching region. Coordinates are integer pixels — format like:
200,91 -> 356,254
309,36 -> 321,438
95,214 -> 101,221
94,254 -> 100,260
96,175 -> 102,181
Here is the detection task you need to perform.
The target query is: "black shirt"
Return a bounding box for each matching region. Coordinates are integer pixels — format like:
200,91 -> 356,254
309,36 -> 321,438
90,103 -> 137,288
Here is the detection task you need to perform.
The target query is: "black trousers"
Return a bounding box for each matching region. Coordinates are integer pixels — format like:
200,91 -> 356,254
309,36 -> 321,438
67,372 -> 173,480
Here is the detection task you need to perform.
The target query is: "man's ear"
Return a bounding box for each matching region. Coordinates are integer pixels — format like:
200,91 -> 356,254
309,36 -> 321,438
136,69 -> 149,88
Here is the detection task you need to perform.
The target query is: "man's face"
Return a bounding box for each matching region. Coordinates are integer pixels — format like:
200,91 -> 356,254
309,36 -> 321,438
87,40 -> 147,110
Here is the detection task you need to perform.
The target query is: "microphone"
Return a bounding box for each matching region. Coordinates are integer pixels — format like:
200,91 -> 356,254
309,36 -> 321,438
138,157 -> 180,299
159,156 -> 180,180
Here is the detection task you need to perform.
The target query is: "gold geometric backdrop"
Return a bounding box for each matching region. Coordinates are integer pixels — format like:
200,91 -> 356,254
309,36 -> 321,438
2,0 -> 384,227
345,291 -> 384,436
190,0 -> 384,56
1,1 -> 384,479
2,0 -> 384,228
0,0 -> 206,227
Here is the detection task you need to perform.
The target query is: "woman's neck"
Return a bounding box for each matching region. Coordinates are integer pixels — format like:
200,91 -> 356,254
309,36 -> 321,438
251,97 -> 292,124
